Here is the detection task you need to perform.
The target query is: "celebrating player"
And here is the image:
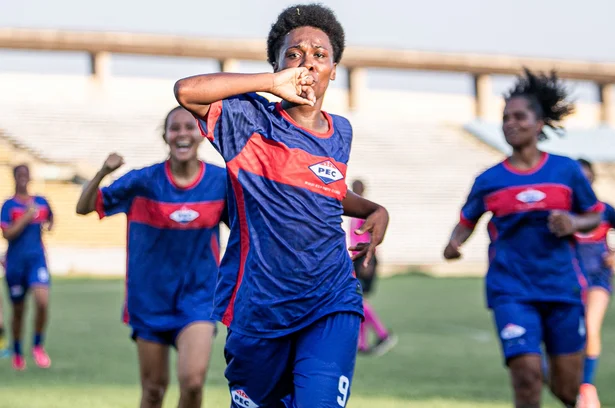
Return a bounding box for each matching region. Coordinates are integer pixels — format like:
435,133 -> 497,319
76,106 -> 227,408
443,69 -> 603,408
0,251 -> 9,358
1,164 -> 54,371
175,4 -> 389,407
574,158 -> 615,408
349,179 -> 396,356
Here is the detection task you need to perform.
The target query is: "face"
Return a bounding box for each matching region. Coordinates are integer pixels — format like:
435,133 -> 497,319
274,26 -> 337,100
502,97 -> 544,149
14,166 -> 30,191
165,108 -> 202,163
352,181 -> 364,195
581,165 -> 595,185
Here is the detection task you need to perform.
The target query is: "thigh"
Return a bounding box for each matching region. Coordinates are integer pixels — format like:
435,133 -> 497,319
5,259 -> 28,304
586,287 -> 610,335
292,312 -> 361,408
225,330 -> 292,408
492,301 -> 543,365
542,302 -> 586,357
136,337 -> 170,387
28,255 -> 50,289
176,321 -> 216,383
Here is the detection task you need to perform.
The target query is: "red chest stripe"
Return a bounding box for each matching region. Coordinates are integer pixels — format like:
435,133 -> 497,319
485,184 -> 572,217
127,197 -> 224,230
10,207 -> 50,224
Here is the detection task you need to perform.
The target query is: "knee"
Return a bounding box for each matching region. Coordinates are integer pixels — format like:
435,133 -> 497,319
179,372 -> 205,397
550,380 -> 579,405
512,366 -> 542,403
142,378 -> 168,404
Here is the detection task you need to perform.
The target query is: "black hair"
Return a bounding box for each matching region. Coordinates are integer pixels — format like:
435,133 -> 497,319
504,68 -> 575,140
13,163 -> 29,178
267,3 -> 345,67
577,158 -> 594,172
161,106 -> 185,142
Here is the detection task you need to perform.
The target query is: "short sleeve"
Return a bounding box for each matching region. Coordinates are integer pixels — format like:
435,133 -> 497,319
194,93 -> 270,162
41,197 -> 53,220
570,163 -> 603,214
96,171 -> 140,219
1,201 -> 10,230
460,177 -> 487,228
605,203 -> 615,228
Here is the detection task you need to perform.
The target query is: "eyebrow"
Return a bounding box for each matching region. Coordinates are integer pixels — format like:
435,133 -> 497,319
287,43 -> 328,50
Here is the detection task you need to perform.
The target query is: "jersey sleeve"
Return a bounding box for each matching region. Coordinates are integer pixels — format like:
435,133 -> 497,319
460,177 -> 487,229
41,197 -> 53,220
194,93 -> 270,162
96,171 -> 140,219
605,203 -> 615,228
570,163 -> 604,214
0,201 -> 10,230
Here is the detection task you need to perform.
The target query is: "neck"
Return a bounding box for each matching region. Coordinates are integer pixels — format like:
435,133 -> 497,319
509,145 -> 543,170
169,159 -> 200,179
15,189 -> 28,198
281,99 -> 327,131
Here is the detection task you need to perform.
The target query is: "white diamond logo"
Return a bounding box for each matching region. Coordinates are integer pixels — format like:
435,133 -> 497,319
169,207 -> 199,224
516,189 -> 546,204
309,160 -> 343,185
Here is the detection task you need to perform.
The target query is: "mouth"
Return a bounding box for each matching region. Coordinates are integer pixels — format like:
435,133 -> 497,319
175,140 -> 194,154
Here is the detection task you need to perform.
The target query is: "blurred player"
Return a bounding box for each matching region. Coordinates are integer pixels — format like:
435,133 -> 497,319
1,164 -> 54,371
0,251 -> 7,358
349,179 -> 396,356
443,69 -> 603,408
175,4 -> 389,407
574,158 -> 615,408
76,106 -> 227,408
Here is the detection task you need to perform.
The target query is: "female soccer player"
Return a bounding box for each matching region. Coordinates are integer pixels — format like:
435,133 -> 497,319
443,69 -> 603,408
175,4 -> 389,407
1,164 -> 54,371
574,158 -> 615,408
349,179 -> 396,356
0,252 -> 8,358
76,106 -> 227,408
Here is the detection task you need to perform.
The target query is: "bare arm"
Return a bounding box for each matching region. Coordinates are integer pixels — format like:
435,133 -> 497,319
443,223 -> 475,260
76,153 -> 124,215
548,210 -> 602,237
174,69 -> 316,118
2,206 -> 36,241
343,191 -> 389,266
572,212 -> 602,233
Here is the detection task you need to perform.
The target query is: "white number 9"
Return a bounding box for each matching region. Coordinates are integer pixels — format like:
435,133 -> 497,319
337,375 -> 350,407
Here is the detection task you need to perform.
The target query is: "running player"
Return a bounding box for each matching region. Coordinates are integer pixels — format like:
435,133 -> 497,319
0,252 -> 7,358
175,4 -> 389,407
1,164 -> 54,371
574,158 -> 615,408
76,106 -> 226,408
443,69 -> 603,408
349,179 -> 396,356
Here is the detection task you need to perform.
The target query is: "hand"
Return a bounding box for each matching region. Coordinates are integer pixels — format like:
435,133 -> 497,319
443,240 -> 462,260
347,207 -> 389,267
25,203 -> 39,220
102,153 -> 124,175
604,252 -> 614,268
548,210 -> 576,237
271,68 -> 316,106
45,220 -> 54,232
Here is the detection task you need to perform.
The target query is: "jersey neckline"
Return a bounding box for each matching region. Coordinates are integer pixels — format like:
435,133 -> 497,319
503,152 -> 549,175
164,160 -> 205,190
275,103 -> 334,139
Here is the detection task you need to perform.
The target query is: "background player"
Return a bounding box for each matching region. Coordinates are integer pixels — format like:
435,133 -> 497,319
175,4 -> 389,407
349,179 -> 396,356
1,164 -> 54,371
0,253 -> 7,357
574,158 -> 615,408
443,69 -> 603,408
76,106 -> 227,408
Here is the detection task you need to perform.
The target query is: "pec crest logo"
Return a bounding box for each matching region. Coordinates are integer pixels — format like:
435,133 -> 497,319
231,389 -> 259,408
309,160 -> 343,185
515,189 -> 546,204
169,207 -> 199,224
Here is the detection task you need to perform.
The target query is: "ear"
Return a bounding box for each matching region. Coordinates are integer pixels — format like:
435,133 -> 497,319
330,63 -> 337,81
535,118 -> 545,136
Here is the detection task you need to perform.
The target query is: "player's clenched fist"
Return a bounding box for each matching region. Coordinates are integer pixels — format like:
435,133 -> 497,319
102,153 -> 125,175
270,67 -> 316,106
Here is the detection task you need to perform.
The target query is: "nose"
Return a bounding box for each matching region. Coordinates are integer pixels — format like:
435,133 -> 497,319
300,55 -> 315,71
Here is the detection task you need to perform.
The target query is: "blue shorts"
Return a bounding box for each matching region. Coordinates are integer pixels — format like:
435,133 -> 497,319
4,254 -> 50,303
131,320 -> 217,348
225,312 -> 361,408
492,301 -> 586,364
587,268 -> 612,293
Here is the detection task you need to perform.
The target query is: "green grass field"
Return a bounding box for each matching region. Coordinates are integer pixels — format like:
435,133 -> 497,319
1,275 -> 615,407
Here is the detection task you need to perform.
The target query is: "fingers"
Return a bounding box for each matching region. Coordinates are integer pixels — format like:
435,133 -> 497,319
363,243 -> 376,268
350,246 -> 368,261
285,93 -> 315,107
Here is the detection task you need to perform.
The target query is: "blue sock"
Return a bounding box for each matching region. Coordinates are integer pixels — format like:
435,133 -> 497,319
34,333 -> 43,347
583,356 -> 599,385
13,340 -> 22,356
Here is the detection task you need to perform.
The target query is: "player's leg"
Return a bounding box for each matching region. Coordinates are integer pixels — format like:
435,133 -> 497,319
30,258 -> 52,368
291,312 -> 361,408
543,302 -> 586,407
5,263 -> 27,370
0,283 -> 6,355
224,330 -> 292,407
492,302 -> 544,407
134,332 -> 171,408
175,322 -> 216,408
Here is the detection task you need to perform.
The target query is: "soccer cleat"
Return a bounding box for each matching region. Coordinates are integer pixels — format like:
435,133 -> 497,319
12,354 -> 26,371
372,333 -> 398,357
577,383 -> 600,408
32,346 -> 51,369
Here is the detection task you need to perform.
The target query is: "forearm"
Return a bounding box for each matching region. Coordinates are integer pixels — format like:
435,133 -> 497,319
76,170 -> 108,215
2,216 -> 34,241
174,73 -> 274,115
342,191 -> 383,219
573,212 -> 602,233
450,223 -> 474,246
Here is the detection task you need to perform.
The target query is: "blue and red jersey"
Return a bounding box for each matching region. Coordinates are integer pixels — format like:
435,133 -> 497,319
96,161 -> 227,332
1,195 -> 52,263
574,202 -> 615,275
460,153 -> 603,307
195,93 -> 363,338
